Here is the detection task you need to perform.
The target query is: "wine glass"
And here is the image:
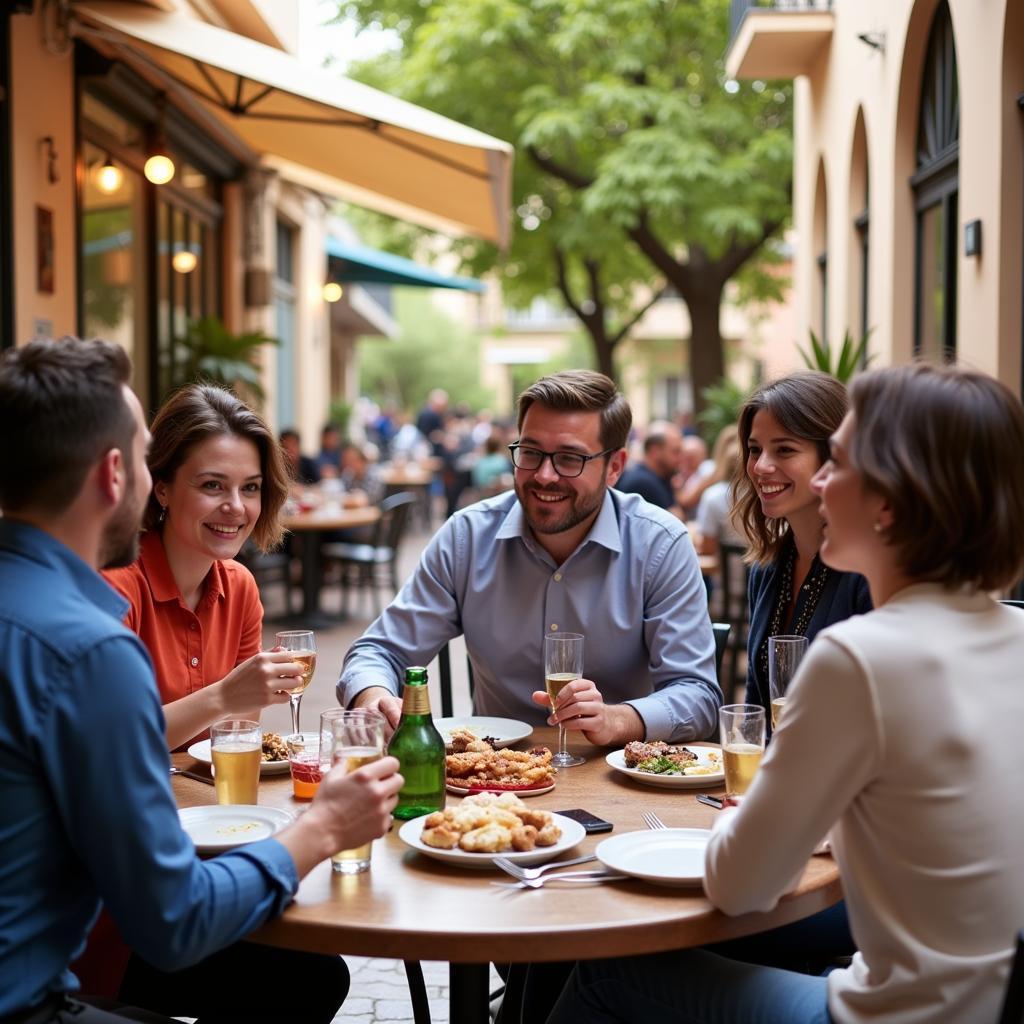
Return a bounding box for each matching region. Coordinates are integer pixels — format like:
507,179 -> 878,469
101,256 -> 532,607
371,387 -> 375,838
544,632 -> 585,767
768,634 -> 808,730
275,629 -> 317,735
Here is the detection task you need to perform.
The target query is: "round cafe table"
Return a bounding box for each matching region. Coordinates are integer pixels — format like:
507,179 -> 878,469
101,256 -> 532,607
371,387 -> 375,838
173,727 -> 840,1023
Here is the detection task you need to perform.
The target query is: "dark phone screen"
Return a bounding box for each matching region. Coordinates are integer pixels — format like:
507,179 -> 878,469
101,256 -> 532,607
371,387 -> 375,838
555,808 -> 614,833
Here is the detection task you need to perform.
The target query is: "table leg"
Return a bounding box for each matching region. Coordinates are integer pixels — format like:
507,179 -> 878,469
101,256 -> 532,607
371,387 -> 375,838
448,963 -> 490,1024
288,530 -> 334,630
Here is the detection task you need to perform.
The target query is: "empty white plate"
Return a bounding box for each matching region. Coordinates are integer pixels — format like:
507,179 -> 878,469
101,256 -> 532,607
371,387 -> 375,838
178,805 -> 293,854
596,828 -> 711,887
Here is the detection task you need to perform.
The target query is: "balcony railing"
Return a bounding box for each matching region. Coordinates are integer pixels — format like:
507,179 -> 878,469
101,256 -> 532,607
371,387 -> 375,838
729,0 -> 833,46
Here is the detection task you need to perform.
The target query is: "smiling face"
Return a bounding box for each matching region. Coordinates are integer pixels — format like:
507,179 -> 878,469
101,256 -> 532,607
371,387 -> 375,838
512,404 -> 625,552
746,408 -> 823,525
154,432 -> 262,570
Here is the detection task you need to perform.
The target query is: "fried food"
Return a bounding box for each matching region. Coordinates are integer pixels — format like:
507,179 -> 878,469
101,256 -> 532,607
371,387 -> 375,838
261,732 -> 288,763
445,745 -> 556,790
445,727 -> 496,754
623,740 -> 698,769
419,792 -> 562,853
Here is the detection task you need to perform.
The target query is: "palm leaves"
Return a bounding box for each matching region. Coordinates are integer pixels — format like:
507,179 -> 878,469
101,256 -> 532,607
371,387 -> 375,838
797,328 -> 874,384
170,316 -> 278,401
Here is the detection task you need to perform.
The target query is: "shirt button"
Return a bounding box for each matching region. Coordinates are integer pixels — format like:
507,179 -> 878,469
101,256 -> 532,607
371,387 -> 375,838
189,622 -> 197,631
554,573 -> 562,582
190,657 -> 199,667
550,624 -> 558,631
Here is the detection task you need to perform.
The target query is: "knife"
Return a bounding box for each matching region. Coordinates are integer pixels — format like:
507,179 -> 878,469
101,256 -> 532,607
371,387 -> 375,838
169,766 -> 216,786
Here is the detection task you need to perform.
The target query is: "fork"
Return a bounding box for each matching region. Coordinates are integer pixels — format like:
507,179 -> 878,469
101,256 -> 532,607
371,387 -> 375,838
490,869 -> 628,890
641,810 -> 668,830
492,853 -> 597,881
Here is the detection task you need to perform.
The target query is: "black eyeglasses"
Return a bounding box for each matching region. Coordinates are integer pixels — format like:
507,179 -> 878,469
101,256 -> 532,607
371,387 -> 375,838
508,443 -> 615,478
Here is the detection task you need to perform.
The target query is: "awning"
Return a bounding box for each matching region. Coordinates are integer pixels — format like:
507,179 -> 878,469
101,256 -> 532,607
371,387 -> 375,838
327,238 -> 484,293
71,2 -> 513,246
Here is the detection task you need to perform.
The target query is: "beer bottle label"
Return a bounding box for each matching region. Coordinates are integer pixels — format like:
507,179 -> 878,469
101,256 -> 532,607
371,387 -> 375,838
402,685 -> 431,716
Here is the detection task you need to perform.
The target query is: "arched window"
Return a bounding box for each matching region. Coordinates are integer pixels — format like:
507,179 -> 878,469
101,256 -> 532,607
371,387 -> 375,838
912,1 -> 959,361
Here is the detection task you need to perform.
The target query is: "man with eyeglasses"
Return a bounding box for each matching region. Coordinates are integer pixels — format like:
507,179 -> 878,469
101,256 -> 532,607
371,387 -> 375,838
339,370 -> 720,747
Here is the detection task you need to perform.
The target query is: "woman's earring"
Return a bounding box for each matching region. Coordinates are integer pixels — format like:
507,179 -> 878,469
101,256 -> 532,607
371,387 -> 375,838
158,504 -> 167,524
873,521 -> 883,534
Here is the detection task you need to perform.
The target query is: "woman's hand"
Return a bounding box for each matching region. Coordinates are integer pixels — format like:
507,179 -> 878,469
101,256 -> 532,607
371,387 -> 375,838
216,650 -> 302,717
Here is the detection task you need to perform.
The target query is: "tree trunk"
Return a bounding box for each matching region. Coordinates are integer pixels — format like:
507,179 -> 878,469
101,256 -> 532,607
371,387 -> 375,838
585,323 -> 617,381
683,283 -> 726,416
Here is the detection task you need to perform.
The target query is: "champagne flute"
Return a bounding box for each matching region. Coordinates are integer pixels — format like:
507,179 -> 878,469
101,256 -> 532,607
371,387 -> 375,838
544,632 -> 585,768
768,634 -> 808,730
275,629 -> 316,735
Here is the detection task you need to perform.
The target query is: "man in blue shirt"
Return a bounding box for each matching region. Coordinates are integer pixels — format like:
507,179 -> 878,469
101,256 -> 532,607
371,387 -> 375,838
616,421 -> 684,511
0,339 -> 403,1022
340,371 -> 720,747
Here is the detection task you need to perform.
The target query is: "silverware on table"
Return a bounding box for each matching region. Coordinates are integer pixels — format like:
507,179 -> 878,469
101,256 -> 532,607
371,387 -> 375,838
169,766 -> 215,786
696,793 -> 725,810
641,810 -> 668,830
490,869 -> 628,890
492,853 -> 597,882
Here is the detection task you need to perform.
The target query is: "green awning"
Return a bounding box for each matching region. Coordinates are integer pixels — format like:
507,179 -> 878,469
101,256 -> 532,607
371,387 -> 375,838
326,238 -> 484,293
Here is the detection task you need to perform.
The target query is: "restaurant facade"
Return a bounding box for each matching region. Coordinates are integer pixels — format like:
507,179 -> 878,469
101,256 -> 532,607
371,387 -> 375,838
0,0 -> 510,442
727,0 -> 1024,391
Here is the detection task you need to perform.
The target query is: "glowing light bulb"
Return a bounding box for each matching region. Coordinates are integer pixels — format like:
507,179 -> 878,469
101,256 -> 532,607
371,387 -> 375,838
144,152 -> 175,185
172,251 -> 198,274
95,160 -> 123,194
322,282 -> 343,303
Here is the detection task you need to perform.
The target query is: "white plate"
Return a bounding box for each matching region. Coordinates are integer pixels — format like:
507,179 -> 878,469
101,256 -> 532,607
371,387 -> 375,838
398,812 -> 585,869
435,716 -> 534,750
446,781 -> 555,798
605,743 -> 724,789
187,739 -> 291,776
596,828 -> 711,886
178,805 -> 293,854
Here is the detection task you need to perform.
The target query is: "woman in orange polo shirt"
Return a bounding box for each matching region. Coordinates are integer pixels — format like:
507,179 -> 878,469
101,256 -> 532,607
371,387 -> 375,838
104,383 -> 302,749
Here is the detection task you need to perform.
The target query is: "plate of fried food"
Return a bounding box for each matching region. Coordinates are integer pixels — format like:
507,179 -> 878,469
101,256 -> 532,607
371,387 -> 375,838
445,737 -> 557,796
187,731 -> 291,775
436,718 -> 533,752
398,792 -> 585,868
605,741 -> 724,789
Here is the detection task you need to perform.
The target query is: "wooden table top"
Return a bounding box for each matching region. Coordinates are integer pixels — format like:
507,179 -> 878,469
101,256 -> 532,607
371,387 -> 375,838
281,505 -> 380,533
173,728 -> 840,964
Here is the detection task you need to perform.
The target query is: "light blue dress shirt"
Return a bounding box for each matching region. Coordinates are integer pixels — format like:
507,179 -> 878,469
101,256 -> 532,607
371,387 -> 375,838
339,489 -> 721,742
0,520 -> 298,1015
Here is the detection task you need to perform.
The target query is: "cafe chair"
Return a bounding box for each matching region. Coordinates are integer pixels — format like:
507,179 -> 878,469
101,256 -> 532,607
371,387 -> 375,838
712,622 -> 731,685
438,641 -> 476,717
998,930 -> 1024,1024
322,491 -> 418,618
718,541 -> 751,697
235,541 -> 296,618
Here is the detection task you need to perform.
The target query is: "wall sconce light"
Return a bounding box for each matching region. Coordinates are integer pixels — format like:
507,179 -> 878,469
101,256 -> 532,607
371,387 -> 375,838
41,136 -> 59,184
172,249 -> 198,274
964,219 -> 982,258
323,282 -> 343,303
94,154 -> 124,195
144,94 -> 176,185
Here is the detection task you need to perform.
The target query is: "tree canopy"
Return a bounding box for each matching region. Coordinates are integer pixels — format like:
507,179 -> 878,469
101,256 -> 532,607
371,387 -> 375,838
338,0 -> 792,408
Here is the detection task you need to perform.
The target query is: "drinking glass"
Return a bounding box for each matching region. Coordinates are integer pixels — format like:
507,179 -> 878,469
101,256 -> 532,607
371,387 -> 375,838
719,704 -> 766,798
285,731 -> 322,800
275,629 -> 317,735
210,719 -> 261,805
544,632 -> 585,768
325,709 -> 386,874
768,635 -> 808,730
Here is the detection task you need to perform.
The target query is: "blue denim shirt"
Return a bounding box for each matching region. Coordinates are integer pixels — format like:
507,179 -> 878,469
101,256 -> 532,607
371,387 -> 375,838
339,489 -> 721,742
0,520 -> 298,1015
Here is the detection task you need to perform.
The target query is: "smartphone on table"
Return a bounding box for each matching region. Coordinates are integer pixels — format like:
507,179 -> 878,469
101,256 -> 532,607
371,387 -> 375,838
554,808 -> 614,834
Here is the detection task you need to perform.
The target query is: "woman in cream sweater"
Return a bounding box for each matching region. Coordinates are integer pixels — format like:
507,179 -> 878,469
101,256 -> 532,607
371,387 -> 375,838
548,363 -> 1024,1024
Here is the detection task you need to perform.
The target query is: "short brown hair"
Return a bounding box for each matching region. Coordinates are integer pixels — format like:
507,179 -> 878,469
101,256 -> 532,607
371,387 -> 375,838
516,370 -> 631,451
733,371 -> 849,565
144,384 -> 289,552
849,363 -> 1024,591
0,337 -> 135,515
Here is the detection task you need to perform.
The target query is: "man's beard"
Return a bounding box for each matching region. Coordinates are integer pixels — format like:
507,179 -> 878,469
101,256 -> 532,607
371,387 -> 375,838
515,478 -> 607,537
100,468 -> 144,569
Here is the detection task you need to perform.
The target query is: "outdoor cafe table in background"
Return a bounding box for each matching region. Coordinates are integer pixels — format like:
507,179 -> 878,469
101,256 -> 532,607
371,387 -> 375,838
172,728 -> 841,1024
280,503 -> 380,627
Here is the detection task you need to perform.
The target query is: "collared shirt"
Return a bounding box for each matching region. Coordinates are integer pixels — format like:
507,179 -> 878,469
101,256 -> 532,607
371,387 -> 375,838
339,489 -> 721,742
616,462 -> 676,510
103,531 -> 263,709
0,520 -> 296,1016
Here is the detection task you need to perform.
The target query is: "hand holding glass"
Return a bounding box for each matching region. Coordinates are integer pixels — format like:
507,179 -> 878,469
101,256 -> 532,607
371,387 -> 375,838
275,629 -> 316,735
768,635 -> 808,729
544,632 -> 585,768
719,704 -> 766,798
210,719 -> 261,805
325,709 -> 386,874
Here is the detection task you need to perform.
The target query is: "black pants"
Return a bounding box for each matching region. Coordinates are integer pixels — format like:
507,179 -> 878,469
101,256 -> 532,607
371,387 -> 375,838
117,941 -> 349,1024
1,994 -> 175,1024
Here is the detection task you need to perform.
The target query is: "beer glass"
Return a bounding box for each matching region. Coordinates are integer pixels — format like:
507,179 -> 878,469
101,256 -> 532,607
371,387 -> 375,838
719,704 -> 766,798
210,719 -> 261,805
768,635 -> 808,729
544,632 -> 585,767
275,629 -> 317,735
325,709 -> 386,874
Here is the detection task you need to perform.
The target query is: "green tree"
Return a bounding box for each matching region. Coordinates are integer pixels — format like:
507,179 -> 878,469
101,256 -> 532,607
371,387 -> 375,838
336,0 -> 791,409
358,290 -> 496,411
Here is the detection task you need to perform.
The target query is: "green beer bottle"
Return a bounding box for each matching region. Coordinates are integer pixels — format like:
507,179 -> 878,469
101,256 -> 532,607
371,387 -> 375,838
389,666 -> 446,819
